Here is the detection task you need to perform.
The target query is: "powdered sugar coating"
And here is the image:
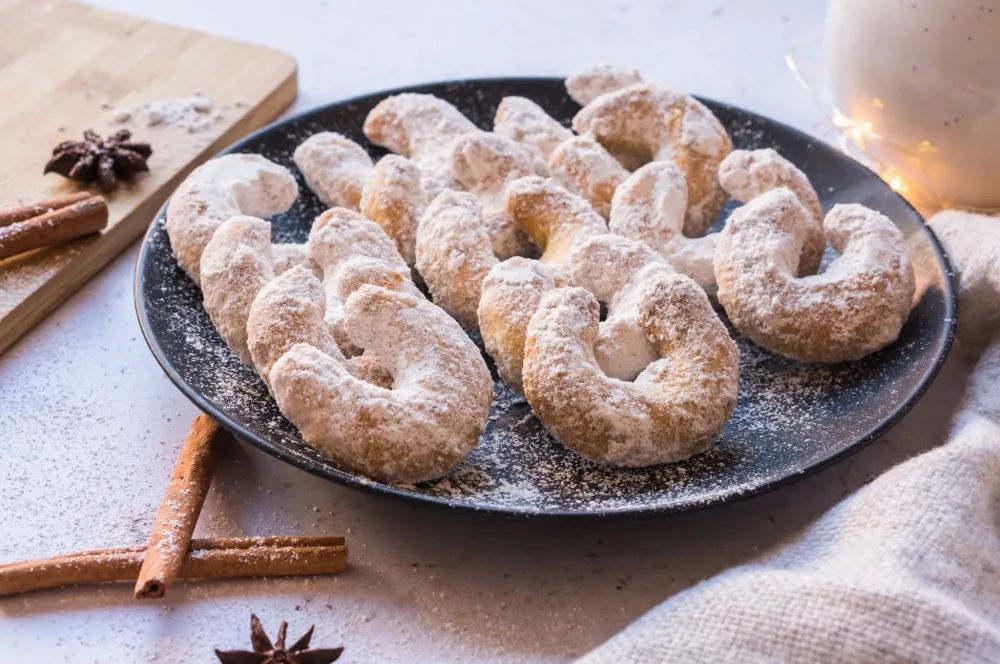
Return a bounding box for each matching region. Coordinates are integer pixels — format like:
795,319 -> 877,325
715,188 -> 916,363
271,243 -> 322,279
247,265 -> 345,382
292,131 -> 374,210
565,64 -> 643,106
609,161 -> 719,297
719,148 -> 825,276
548,135 -> 630,219
571,234 -> 675,381
415,190 -> 498,330
360,155 -> 426,266
363,93 -> 481,199
573,84 -> 732,237
477,257 -> 556,395
199,216 -> 275,364
247,263 -> 393,390
451,132 -> 538,259
523,277 -> 739,467
269,285 -> 493,483
504,176 -> 608,285
494,96 -> 573,176
165,154 -> 298,284
308,208 -> 421,356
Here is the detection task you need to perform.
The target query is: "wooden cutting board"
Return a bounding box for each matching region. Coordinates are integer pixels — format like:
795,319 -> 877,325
0,0 -> 297,355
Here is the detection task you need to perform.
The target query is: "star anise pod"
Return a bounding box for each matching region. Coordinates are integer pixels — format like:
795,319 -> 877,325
44,128 -> 152,191
215,614 -> 344,664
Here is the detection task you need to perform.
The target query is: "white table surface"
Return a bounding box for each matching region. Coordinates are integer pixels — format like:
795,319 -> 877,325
0,1 -> 973,662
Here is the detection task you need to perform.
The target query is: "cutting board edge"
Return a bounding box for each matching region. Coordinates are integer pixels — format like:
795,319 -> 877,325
0,63 -> 298,356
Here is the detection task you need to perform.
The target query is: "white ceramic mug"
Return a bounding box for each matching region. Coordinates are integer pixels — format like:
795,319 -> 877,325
825,0 -> 1000,208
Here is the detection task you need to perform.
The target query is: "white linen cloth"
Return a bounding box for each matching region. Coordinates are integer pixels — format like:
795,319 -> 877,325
579,211 -> 1000,664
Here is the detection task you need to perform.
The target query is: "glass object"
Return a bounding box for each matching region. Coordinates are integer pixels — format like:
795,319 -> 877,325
825,0 -> 1000,209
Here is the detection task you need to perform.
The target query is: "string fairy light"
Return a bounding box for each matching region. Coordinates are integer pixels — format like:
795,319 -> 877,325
784,37 -> 944,213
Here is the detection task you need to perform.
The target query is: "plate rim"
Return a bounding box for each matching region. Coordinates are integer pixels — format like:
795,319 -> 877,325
133,76 -> 958,519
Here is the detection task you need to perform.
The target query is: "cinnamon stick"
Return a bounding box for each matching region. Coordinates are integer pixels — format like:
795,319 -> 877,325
0,192 -> 92,227
0,536 -> 348,597
0,195 -> 108,261
135,414 -> 228,599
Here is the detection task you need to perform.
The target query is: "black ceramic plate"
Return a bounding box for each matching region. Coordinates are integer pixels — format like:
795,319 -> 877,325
135,78 -> 956,517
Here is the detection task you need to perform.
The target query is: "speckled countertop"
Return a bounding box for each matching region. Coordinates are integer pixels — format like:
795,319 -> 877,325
0,1 -> 972,662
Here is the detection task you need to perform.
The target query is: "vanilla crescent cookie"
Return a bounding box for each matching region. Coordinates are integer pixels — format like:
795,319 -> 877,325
359,155 -> 426,266
198,214 -> 365,370
271,242 -> 322,279
572,84 -> 732,237
293,132 -> 374,210
570,233 -> 675,381
269,284 -> 494,483
494,96 -> 573,176
719,148 -> 825,276
166,154 -> 298,285
415,190 -> 498,330
477,257 -> 556,395
363,93 -> 480,199
565,64 -> 643,106
477,234 -> 676,392
247,264 -> 343,381
451,132 -> 537,258
715,188 -> 915,363
548,135 -> 630,219
504,176 -> 608,285
199,215 -> 276,364
608,161 -> 719,296
523,276 -> 739,466
247,265 -> 392,390
308,207 -> 423,357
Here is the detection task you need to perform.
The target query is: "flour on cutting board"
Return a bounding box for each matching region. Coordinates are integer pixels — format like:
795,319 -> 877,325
103,95 -> 236,133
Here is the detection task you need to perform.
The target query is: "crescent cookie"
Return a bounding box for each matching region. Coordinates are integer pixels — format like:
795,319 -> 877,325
504,176 -> 608,285
359,155 -> 427,266
522,276 -> 739,466
572,83 -> 732,237
247,265 -> 393,390
548,135 -> 630,219
477,257 -> 556,395
608,160 -> 719,297
477,234 -> 677,392
269,285 -> 494,483
415,190 -> 498,330
271,242 -> 322,280
451,133 -> 537,259
565,64 -> 643,106
293,132 -> 374,210
199,216 -> 276,364
714,188 -> 915,363
570,233 -> 675,381
198,215 -> 390,383
308,207 -> 423,357
719,148 -> 825,276
494,96 -> 573,176
363,93 -> 480,199
166,153 -> 297,285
